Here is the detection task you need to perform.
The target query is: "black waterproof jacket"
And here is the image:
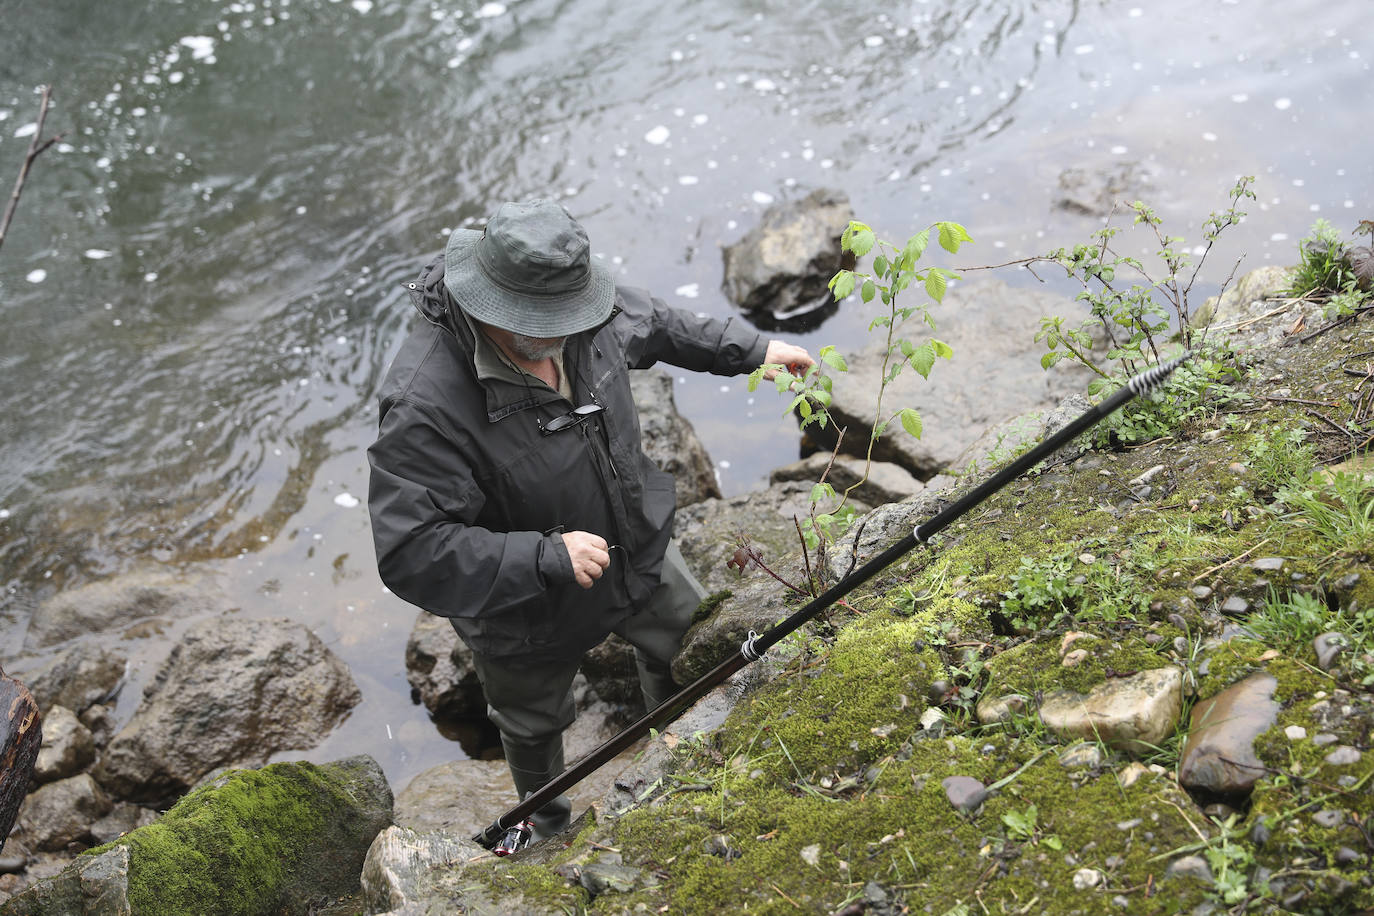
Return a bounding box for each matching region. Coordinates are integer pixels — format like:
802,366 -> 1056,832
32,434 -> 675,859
367,257 -> 768,659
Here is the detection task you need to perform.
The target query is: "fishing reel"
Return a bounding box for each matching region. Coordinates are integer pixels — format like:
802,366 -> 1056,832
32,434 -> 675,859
492,818 -> 534,856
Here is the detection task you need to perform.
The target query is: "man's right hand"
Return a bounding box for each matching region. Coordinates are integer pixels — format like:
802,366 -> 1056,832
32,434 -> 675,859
562,531 -> 611,589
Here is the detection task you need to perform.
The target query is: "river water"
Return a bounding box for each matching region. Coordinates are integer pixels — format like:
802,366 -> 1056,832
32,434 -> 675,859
1,0 -> 1370,791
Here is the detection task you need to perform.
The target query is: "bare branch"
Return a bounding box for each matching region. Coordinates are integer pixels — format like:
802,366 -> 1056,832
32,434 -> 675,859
0,85 -> 65,253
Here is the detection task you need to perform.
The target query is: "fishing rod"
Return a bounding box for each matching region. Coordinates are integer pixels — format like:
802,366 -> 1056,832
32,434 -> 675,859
474,352 -> 1190,853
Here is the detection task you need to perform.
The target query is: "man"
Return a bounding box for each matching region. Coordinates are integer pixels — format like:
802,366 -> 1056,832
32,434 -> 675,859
368,199 -> 813,841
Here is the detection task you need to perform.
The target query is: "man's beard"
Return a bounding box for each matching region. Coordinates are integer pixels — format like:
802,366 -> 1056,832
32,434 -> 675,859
508,334 -> 565,361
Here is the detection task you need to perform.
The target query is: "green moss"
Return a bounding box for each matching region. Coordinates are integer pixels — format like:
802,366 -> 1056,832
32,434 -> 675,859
984,633 -> 1169,698
86,762 -> 356,916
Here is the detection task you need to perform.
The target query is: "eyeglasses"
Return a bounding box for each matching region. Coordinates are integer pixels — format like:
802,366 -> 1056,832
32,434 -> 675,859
540,403 -> 605,436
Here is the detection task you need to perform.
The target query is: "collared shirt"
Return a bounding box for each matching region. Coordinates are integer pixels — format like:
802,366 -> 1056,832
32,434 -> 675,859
460,309 -> 573,401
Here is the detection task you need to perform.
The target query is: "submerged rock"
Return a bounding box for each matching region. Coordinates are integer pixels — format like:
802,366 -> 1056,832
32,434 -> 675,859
22,569 -> 231,652
720,188 -> 853,330
1179,673 -> 1279,796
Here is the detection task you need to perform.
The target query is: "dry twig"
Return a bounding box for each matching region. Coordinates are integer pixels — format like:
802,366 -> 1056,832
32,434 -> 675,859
1,85 -> 65,253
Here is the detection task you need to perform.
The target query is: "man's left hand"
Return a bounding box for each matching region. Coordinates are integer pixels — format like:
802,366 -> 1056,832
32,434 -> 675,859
762,341 -> 816,380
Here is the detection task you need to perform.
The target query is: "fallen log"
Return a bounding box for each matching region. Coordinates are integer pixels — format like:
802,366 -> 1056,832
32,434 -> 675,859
0,665 -> 41,854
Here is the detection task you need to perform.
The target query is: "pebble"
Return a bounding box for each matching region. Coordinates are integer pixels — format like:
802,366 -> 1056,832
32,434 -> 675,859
1312,733 -> 1340,747
941,776 -> 988,813
1073,867 -> 1103,890
1313,632 -> 1349,671
1059,743 -> 1105,769
1191,585 -> 1213,600
1324,746 -> 1362,766
1061,648 -> 1089,668
1335,847 -> 1364,865
1252,557 -> 1285,571
1129,465 -> 1166,487
800,843 -> 821,866
1116,818 -> 1142,831
1312,809 -> 1346,829
1284,725 -> 1308,740
1219,596 -> 1250,616
1166,854 -> 1213,883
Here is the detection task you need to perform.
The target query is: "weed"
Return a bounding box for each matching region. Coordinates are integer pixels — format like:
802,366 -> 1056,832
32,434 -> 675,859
1272,470 -> 1374,559
1244,427 -> 1315,493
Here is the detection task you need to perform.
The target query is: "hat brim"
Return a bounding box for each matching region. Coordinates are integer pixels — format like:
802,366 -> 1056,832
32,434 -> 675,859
442,228 -> 616,338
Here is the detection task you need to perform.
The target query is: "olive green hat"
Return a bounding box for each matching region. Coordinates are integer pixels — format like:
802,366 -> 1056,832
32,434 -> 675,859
443,199 -> 615,337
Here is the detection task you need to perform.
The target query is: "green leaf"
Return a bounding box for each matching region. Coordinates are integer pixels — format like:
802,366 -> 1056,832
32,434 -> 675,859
924,269 -> 948,302
811,482 -> 836,503
931,339 -> 953,359
938,221 -> 971,253
850,227 -> 876,258
873,254 -> 889,276
911,340 -> 936,378
899,408 -> 923,438
820,346 -> 848,371
830,270 -> 855,301
861,278 -> 876,303
1040,351 -> 1063,370
901,230 -> 930,268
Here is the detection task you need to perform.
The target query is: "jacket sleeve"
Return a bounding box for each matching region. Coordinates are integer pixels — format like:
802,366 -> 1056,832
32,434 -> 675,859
367,396 -> 575,619
615,287 -> 770,375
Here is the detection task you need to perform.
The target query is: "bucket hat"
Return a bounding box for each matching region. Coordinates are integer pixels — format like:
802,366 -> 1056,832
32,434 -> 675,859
443,199 -> 615,337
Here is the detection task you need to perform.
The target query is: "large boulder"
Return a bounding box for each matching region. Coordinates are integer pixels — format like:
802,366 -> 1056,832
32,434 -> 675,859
630,369 -> 720,507
823,277 -> 1096,478
1,756 -> 392,916
23,569 -> 232,652
361,826 -> 488,916
9,644 -> 127,720
720,188 -> 853,330
404,612 -> 485,722
94,616 -> 360,803
1192,265 -> 1318,351
14,774 -> 112,852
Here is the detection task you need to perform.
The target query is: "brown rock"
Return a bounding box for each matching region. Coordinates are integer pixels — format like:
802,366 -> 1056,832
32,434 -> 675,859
1178,673 -> 1279,795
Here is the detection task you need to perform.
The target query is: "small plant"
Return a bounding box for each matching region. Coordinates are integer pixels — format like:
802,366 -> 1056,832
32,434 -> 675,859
1249,586 -> 1374,686
1285,218 -> 1374,319
998,543 -> 1150,629
1272,470 -> 1374,560
1244,427 -> 1315,493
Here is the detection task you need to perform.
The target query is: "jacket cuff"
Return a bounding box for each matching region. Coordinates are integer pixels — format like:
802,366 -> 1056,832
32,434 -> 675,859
538,532 -> 576,586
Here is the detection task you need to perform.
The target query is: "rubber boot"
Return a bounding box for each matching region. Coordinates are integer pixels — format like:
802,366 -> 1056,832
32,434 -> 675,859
635,650 -> 679,713
501,731 -> 572,842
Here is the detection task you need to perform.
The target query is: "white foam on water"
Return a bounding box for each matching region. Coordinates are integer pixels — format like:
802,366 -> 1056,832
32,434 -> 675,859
753,78 -> 777,91
14,122 -> 37,138
864,35 -> 884,48
351,0 -> 373,12
84,249 -> 113,259
144,272 -> 159,282
678,175 -> 699,185
334,493 -> 360,508
475,2 -> 506,18
25,269 -> 47,284
1274,97 -> 1292,110
674,283 -> 700,298
1074,44 -> 1094,55
751,191 -> 774,205
692,114 -> 708,125
644,125 -> 670,145
180,36 -> 217,61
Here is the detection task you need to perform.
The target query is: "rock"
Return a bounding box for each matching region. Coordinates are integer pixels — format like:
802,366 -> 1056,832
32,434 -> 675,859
1178,673 -> 1279,795
953,394 -> 1096,478
404,611 -> 485,721
578,861 -> 644,895
1072,867 -> 1104,890
32,706 -> 95,785
1058,743 -> 1106,769
941,775 -> 988,813
1038,667 -> 1184,752
1324,746 -> 1362,767
1166,854 -> 1214,884
826,487 -> 952,582
1313,632 -> 1349,672
1219,596 -> 1250,616
15,774 -> 111,852
975,693 -> 1029,725
631,369 -> 721,508
670,572 -> 787,684
8,644 -> 127,718
0,844 -> 131,916
720,188 -> 853,330
94,616 -> 361,803
22,569 -> 232,652
825,278 -> 1097,478
360,825 -> 487,915
1193,266 -> 1309,348
88,803 -> 158,846
6,756 -> 391,915
579,634 -> 644,710
769,452 -> 924,506
1054,162 -> 1153,217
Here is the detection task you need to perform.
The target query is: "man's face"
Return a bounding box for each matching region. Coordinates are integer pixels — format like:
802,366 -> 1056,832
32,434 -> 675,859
506,332 -> 565,361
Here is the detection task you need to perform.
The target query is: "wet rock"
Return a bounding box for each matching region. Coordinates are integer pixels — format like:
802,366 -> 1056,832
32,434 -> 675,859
8,644 -> 127,718
15,774 -> 111,852
951,393 -> 1095,478
22,568 -> 232,652
769,452 -> 924,505
1219,596 -> 1250,616
579,634 -> 644,710
1313,632 -> 1349,672
1179,673 -> 1279,795
631,368 -> 720,508
360,825 -> 486,915
825,279 -> 1095,478
579,861 -> 644,895
1054,161 -> 1153,217
394,759 -> 513,838
404,611 -> 485,721
941,775 -> 988,813
720,188 -> 852,330
670,572 -> 791,684
94,616 -> 361,803
32,706 -> 95,785
1038,667 -> 1184,752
